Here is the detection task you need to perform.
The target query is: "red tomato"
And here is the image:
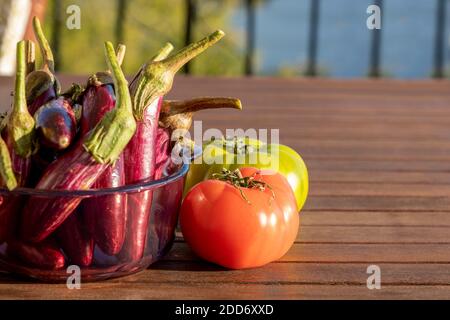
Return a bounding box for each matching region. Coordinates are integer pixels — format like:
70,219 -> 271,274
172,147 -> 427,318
180,167 -> 299,269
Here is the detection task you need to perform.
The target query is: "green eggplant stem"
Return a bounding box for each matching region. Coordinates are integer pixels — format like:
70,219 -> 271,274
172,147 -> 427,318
116,44 -> 126,67
26,17 -> 59,102
160,97 -> 242,131
25,40 -> 36,76
7,41 -> 36,158
164,30 -> 225,73
83,41 -> 136,165
89,44 -> 127,87
152,42 -> 174,62
14,42 -> 27,114
127,42 -> 174,113
131,30 -> 225,120
0,137 -> 17,190
32,16 -> 55,73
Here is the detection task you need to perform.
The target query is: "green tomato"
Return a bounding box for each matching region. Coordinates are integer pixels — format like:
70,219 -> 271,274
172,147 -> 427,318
185,137 -> 309,210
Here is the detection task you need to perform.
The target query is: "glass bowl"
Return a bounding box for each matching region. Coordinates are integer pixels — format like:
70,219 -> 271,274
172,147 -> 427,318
0,162 -> 189,282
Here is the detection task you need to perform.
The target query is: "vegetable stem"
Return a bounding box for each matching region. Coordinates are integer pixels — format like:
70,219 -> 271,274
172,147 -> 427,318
26,17 -> 59,105
161,97 -> 242,116
160,97 -> 242,131
152,42 -> 174,62
25,40 -> 36,75
212,168 -> 275,205
131,30 -> 225,120
163,30 -> 225,73
7,41 -> 35,158
116,44 -> 126,67
14,41 -> 27,114
32,16 -> 55,73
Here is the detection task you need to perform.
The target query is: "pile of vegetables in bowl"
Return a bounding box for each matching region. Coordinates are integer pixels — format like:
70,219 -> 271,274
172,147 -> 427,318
0,17 -> 308,281
0,17 -> 243,281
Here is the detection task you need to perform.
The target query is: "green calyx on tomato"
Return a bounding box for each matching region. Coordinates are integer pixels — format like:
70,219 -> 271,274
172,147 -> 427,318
212,168 -> 276,204
185,137 -> 309,210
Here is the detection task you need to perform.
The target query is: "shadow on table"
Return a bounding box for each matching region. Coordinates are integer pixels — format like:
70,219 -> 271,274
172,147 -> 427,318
0,271 -> 38,284
149,260 -> 229,272
0,261 -> 230,284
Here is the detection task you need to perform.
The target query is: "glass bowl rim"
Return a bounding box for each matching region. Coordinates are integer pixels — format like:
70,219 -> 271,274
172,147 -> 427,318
0,162 -> 189,197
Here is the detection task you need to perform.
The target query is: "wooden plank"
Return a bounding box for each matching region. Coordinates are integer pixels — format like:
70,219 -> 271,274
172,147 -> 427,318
0,282 -> 446,300
195,121 -> 450,140
231,105 -> 450,116
145,261 -> 450,285
166,77 -> 450,96
301,211 -> 450,226
295,225 -> 450,243
305,196 -> 450,211
166,243 -> 450,263
311,170 -> 450,184
177,223 -> 450,244
310,182 -> 450,197
280,143 -> 450,161
288,149 -> 450,161
200,113 -> 450,125
1,262 -> 448,285
196,112 -> 450,126
308,159 -> 450,172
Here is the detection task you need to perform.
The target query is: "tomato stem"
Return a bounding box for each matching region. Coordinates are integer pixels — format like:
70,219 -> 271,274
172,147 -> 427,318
212,168 -> 275,205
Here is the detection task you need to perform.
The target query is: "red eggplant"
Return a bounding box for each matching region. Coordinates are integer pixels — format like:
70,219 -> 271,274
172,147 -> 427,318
155,97 -> 242,179
20,41 -> 136,243
34,97 -> 77,150
25,17 -> 59,115
7,240 -> 65,270
80,81 -> 116,134
0,136 -> 18,244
28,18 -> 77,151
121,31 -> 225,261
0,196 -> 19,244
0,41 -> 36,243
118,44 -> 173,261
150,169 -> 184,256
57,209 -> 94,267
5,40 -> 36,184
79,45 -> 129,255
30,86 -> 84,182
82,155 -> 126,255
21,147 -> 105,243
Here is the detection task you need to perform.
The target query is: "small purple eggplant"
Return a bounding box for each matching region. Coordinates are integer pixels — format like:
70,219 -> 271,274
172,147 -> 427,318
34,97 -> 77,150
25,17 -> 59,115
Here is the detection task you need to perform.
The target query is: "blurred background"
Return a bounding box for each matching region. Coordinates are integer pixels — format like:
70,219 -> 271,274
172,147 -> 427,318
0,0 -> 449,78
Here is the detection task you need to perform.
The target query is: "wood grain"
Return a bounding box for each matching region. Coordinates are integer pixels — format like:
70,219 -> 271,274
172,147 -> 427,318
0,76 -> 449,299
301,211 -> 450,226
166,243 -> 450,263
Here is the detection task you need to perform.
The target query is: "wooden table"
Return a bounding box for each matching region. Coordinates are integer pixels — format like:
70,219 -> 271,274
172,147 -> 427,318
0,76 -> 449,299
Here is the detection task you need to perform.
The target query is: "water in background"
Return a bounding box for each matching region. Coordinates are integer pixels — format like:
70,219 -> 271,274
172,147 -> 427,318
233,0 -> 449,78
